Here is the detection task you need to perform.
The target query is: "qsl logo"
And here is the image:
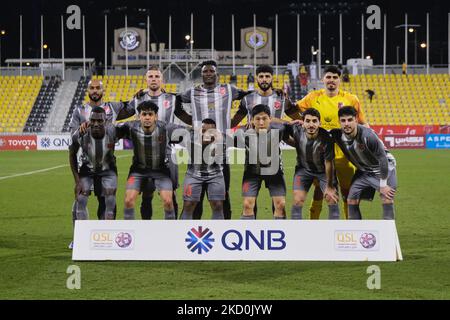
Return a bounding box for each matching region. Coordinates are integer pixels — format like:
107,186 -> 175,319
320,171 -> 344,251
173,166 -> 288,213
360,232 -> 377,249
186,226 -> 215,254
115,232 -> 133,248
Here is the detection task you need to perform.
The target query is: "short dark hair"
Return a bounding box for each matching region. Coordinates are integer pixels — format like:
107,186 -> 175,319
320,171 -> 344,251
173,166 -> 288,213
91,106 -> 106,115
323,65 -> 341,77
256,64 -> 273,75
338,106 -> 358,118
147,65 -> 162,72
137,101 -> 159,113
201,60 -> 217,69
251,104 -> 271,118
202,118 -> 216,126
302,108 -> 321,121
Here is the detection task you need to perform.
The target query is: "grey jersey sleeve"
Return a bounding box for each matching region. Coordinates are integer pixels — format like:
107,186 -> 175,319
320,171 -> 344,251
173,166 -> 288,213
69,108 -> 81,135
365,130 -> 389,180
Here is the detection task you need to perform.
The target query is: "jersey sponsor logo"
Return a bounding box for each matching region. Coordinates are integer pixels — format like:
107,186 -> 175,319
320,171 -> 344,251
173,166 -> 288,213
324,117 -> 332,123
185,226 -> 215,254
274,100 -> 282,110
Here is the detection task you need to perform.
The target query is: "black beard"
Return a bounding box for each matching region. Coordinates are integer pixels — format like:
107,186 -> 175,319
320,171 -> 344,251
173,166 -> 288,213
259,83 -> 272,92
89,94 -> 102,102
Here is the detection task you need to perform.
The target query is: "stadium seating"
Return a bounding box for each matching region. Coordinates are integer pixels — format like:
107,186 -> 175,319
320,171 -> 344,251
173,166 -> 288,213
62,76 -> 90,132
84,75 -> 178,104
0,76 -> 43,133
23,76 -> 61,133
341,74 -> 450,125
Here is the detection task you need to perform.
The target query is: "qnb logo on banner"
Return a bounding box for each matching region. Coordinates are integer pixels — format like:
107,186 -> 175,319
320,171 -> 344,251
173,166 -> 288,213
185,226 -> 215,254
185,226 -> 286,254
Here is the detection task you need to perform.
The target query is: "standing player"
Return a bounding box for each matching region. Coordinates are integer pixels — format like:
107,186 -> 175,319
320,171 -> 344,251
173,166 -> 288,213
129,66 -> 179,220
231,64 -> 302,128
180,119 -> 225,220
287,108 -> 339,219
296,65 -> 369,219
175,60 -> 250,220
67,79 -> 134,249
117,101 -> 186,220
69,107 -> 119,221
235,104 -> 290,219
330,107 -> 397,219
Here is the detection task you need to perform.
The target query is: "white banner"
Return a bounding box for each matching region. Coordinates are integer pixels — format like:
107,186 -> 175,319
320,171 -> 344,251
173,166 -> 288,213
37,134 -> 123,151
73,220 -> 402,262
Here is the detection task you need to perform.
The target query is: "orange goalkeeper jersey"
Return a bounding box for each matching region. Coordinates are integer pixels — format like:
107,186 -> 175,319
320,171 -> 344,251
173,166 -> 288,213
296,89 -> 366,131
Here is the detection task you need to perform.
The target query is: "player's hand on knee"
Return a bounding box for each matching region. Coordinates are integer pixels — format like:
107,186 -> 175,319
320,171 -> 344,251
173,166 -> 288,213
324,187 -> 339,203
380,186 -> 396,200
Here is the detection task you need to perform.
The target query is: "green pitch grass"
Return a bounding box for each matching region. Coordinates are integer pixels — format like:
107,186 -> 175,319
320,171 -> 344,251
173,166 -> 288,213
0,149 -> 449,299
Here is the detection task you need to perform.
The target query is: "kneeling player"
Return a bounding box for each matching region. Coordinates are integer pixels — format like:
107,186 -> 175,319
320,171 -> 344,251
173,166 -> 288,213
235,104 -> 290,219
288,108 -> 340,219
181,119 -> 225,220
69,107 -> 118,221
330,106 -> 397,219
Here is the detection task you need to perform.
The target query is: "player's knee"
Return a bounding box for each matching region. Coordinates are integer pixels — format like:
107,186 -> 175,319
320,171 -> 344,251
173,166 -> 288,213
124,194 -> 137,208
292,195 -> 305,206
347,198 -> 359,205
210,201 -> 223,212
243,198 -> 255,210
161,194 -> 173,208
183,201 -> 197,211
103,188 -> 116,196
273,198 -> 286,210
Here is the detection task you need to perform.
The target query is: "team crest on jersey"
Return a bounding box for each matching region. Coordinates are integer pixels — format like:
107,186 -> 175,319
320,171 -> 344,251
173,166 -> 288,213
107,143 -> 115,149
358,143 -> 366,151
163,100 -> 170,108
158,134 -> 165,142
274,101 -> 282,110
219,87 -> 226,96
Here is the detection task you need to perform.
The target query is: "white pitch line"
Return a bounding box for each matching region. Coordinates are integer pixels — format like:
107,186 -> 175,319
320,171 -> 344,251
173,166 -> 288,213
0,154 -> 131,181
0,164 -> 68,181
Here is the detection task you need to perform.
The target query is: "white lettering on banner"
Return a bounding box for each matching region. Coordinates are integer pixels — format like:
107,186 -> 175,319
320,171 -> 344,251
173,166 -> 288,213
73,221 -> 402,262
37,135 -> 124,151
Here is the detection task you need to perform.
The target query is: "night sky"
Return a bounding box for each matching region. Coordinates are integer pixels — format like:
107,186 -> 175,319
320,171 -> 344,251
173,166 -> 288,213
0,0 -> 449,66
